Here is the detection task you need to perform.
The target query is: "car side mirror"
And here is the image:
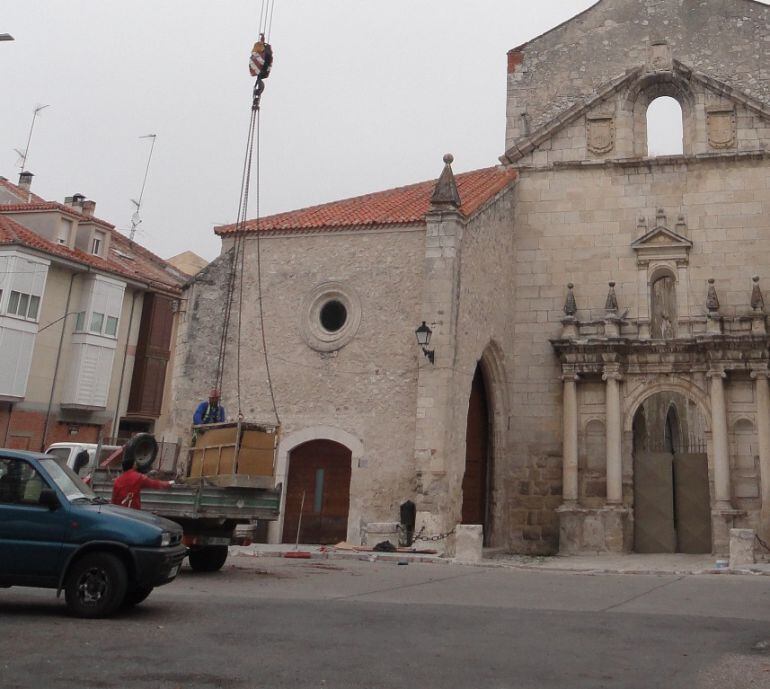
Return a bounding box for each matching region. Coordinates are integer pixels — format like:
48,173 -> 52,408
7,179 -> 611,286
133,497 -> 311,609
39,488 -> 60,511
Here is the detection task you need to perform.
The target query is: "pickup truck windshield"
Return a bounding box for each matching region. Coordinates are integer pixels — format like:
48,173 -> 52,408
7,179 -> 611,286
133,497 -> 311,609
40,458 -> 97,502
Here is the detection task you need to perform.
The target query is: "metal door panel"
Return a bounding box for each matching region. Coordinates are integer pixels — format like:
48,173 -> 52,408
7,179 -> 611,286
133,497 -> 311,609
674,453 -> 712,554
633,451 -> 676,553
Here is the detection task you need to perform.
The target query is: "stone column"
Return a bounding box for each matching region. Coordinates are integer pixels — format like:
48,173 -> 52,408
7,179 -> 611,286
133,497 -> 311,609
562,374 -> 579,505
603,369 -> 623,505
708,370 -> 732,509
751,370 -> 770,539
412,155 -> 465,545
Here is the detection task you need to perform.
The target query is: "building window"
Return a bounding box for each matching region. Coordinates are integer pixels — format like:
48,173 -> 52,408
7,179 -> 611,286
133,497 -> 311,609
301,282 -> 362,353
105,316 -> 119,337
7,290 -> 41,321
91,231 -> 105,256
89,311 -> 105,333
84,311 -> 118,337
74,311 -> 85,331
59,219 -> 73,245
320,300 -> 347,333
646,97 -> 683,156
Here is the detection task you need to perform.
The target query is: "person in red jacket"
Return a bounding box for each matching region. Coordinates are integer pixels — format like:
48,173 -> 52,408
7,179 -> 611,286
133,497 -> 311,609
111,454 -> 173,510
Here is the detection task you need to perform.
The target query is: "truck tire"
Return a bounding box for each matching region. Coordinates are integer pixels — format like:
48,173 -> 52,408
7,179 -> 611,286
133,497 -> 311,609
124,433 -> 158,473
188,545 -> 228,572
64,552 -> 128,618
122,586 -> 153,608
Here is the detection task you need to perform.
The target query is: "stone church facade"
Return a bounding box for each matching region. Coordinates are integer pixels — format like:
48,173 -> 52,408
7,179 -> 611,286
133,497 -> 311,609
171,0 -> 770,555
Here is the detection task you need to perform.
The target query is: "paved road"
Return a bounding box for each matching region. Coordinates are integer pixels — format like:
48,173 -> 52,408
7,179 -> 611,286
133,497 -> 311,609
2,556 -> 770,689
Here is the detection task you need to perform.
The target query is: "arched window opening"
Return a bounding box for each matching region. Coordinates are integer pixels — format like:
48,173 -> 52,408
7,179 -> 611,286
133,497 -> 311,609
646,96 -> 684,156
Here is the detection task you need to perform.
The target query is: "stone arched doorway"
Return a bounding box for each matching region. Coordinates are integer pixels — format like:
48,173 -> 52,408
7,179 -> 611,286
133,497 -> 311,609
462,363 -> 491,543
632,391 -> 712,553
281,439 -> 352,545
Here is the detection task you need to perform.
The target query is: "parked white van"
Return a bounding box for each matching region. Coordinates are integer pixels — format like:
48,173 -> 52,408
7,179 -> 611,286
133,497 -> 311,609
45,443 -> 121,475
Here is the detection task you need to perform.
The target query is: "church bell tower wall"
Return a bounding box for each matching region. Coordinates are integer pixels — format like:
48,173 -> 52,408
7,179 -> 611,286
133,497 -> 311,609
505,0 -> 770,152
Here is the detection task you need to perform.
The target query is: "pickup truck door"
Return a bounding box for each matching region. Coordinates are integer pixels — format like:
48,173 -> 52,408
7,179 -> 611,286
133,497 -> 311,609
0,457 -> 69,583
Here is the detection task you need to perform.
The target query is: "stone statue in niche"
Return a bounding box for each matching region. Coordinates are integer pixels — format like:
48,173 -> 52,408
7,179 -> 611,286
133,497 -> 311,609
651,275 -> 677,339
587,116 -> 615,155
707,107 -> 736,149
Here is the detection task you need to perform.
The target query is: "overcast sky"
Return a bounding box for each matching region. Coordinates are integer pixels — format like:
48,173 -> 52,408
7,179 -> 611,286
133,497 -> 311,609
2,0 -> 688,261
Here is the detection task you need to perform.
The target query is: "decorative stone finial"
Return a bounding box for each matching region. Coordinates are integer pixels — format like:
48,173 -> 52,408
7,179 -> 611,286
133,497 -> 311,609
676,214 -> 687,235
605,281 -> 619,313
656,208 -> 666,226
706,278 -> 720,313
564,283 -> 577,317
430,153 -> 461,208
751,276 -> 765,312
637,216 -> 648,233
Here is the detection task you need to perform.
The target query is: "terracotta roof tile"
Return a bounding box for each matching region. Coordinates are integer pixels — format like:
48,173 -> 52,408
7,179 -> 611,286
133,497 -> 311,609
216,166 -> 517,236
0,213 -> 183,293
1,201 -> 115,229
0,177 -> 46,204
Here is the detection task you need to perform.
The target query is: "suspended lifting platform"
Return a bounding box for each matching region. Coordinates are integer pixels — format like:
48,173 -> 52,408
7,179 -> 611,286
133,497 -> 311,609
186,420 -> 281,489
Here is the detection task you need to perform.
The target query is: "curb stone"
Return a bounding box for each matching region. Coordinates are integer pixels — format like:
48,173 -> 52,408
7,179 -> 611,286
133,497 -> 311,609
230,547 -> 770,575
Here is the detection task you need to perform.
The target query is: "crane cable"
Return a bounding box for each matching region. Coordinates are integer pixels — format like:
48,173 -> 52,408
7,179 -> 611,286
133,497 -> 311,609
215,0 -> 280,425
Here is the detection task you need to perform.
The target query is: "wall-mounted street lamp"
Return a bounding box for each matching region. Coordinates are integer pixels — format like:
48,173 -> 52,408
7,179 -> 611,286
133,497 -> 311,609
415,321 -> 435,365
0,34 -> 15,42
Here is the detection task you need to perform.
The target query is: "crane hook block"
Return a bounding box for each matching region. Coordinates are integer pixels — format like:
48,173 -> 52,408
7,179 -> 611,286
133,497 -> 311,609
249,38 -> 274,80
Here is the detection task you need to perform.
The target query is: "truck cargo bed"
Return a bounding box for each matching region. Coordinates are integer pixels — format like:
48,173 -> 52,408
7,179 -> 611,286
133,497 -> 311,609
90,473 -> 281,522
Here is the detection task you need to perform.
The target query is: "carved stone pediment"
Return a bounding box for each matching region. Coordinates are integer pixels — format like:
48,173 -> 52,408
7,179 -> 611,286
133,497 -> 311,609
631,225 -> 692,266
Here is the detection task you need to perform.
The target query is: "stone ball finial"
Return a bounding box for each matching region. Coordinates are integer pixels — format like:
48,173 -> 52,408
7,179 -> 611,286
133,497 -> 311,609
754,275 -> 760,284
708,278 -> 715,285
443,153 -> 454,165
568,283 -> 574,289
609,281 -> 616,288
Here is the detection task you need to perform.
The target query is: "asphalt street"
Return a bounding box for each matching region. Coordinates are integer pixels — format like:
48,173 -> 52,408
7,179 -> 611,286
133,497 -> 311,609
1,556 -> 770,689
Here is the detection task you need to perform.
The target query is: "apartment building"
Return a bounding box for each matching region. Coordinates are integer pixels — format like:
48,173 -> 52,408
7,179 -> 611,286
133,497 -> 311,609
0,172 -> 192,451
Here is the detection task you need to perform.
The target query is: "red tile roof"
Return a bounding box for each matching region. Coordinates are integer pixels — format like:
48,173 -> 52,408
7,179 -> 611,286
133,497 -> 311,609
1,201 -> 115,229
0,210 -> 184,294
216,166 -> 517,236
0,177 -> 46,204
0,214 -> 135,279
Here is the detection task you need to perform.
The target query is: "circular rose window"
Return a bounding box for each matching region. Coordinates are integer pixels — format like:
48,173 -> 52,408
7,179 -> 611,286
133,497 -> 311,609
301,282 -> 361,352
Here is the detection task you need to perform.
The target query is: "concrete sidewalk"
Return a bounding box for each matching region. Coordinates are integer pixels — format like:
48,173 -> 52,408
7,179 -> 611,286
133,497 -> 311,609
230,543 -> 770,575
487,552 -> 770,576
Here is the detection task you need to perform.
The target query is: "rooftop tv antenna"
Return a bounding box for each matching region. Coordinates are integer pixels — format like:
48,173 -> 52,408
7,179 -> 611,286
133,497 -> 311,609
14,104 -> 50,172
128,134 -> 157,242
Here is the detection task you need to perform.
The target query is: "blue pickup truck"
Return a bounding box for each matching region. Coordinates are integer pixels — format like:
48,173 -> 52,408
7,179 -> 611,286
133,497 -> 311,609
0,450 -> 186,617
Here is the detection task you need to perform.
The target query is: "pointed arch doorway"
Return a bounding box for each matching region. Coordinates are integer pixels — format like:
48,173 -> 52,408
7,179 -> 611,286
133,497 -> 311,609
632,392 -> 711,553
462,363 -> 492,544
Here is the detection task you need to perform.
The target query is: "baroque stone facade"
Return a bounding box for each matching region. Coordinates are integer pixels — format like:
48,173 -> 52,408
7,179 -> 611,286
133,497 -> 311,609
171,0 -> 770,555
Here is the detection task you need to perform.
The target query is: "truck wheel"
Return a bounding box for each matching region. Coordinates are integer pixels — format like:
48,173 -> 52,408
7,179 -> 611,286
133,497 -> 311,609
188,545 -> 228,572
64,552 -> 128,618
122,586 -> 153,608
